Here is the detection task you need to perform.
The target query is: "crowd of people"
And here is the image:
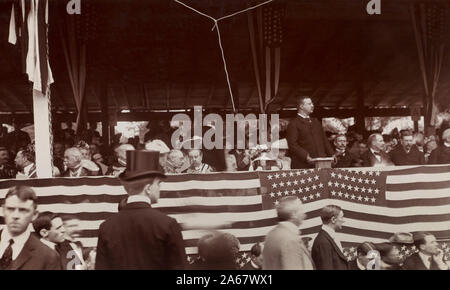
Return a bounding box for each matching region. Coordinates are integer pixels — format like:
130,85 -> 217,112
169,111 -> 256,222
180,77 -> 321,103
1,105 -> 449,181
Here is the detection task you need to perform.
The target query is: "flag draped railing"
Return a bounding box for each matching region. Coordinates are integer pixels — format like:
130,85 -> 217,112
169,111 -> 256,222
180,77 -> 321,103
1,165 -> 449,266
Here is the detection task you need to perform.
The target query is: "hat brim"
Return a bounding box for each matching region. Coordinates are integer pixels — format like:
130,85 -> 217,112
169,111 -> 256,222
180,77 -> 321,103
118,170 -> 167,182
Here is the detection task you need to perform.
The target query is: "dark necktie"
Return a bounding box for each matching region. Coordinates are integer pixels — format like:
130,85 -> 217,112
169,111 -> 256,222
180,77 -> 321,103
0,239 -> 14,270
428,256 -> 433,269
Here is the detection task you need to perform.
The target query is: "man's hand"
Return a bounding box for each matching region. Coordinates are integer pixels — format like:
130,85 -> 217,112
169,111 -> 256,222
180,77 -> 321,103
306,155 -> 315,165
433,249 -> 449,270
81,159 -> 100,172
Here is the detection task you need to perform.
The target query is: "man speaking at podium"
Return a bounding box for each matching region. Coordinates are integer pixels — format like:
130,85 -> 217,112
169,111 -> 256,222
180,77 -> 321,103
287,96 -> 334,169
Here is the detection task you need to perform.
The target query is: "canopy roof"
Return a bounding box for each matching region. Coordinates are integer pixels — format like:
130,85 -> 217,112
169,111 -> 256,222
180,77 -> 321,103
0,0 -> 449,116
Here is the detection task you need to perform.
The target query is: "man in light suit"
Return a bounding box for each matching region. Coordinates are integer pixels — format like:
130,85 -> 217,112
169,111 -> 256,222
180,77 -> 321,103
311,205 -> 349,270
95,150 -> 186,269
262,196 -> 315,270
0,186 -> 61,270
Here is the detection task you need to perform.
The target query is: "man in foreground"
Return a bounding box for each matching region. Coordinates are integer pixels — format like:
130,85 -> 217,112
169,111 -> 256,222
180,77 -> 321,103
95,150 -> 186,269
263,196 -> 314,270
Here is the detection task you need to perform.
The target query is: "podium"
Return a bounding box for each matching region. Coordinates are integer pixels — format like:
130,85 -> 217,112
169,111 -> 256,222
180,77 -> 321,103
311,157 -> 334,169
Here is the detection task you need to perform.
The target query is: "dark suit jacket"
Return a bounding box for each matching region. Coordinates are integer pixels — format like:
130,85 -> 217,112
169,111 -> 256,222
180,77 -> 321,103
428,145 -> 450,165
95,202 -> 186,270
0,231 -> 61,270
334,150 -> 359,168
389,145 -> 425,166
311,229 -> 348,270
55,240 -> 85,270
286,116 -> 333,169
62,167 -> 100,177
361,150 -> 393,167
402,253 -> 440,270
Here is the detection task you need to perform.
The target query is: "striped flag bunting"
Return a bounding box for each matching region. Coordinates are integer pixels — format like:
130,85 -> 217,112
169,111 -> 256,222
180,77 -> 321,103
1,165 -> 449,267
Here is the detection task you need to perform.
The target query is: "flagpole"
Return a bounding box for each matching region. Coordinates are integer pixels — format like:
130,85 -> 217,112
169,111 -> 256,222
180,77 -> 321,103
33,88 -> 54,178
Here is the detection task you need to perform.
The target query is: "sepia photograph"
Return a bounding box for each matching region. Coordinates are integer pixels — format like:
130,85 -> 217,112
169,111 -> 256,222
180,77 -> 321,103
0,0 -> 449,276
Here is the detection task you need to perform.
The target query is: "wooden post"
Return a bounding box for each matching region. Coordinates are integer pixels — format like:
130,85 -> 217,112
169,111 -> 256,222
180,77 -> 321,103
33,88 -> 53,178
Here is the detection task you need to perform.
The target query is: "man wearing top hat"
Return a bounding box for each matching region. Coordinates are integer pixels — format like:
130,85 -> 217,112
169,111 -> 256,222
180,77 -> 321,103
95,150 -> 186,269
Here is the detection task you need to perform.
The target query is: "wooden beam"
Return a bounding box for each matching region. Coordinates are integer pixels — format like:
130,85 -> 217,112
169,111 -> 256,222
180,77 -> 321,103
391,83 -> 420,106
122,85 -> 132,110
143,85 -> 150,110
205,83 -> 215,109
109,86 -> 119,109
0,87 -> 16,112
245,87 -> 257,107
0,85 -> 31,112
52,86 -> 69,111
336,90 -> 357,107
315,83 -> 339,106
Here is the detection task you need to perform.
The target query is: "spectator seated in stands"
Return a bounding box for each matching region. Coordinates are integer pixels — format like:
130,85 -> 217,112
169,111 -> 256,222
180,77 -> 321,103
225,154 -> 238,172
249,152 -> 280,171
14,144 -> 37,179
361,133 -> 393,167
63,147 -> 100,177
165,149 -> 188,174
389,129 -> 425,166
414,132 -> 425,153
105,144 -> 135,177
0,146 -> 16,179
332,134 -> 359,168
184,149 -> 214,173
145,139 -> 170,171
424,140 -> 438,163
428,128 -> 450,164
271,139 -> 291,170
76,141 -> 103,175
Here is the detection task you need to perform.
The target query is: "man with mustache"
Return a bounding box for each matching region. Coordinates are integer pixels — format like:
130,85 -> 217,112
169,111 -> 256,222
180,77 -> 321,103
389,130 -> 425,165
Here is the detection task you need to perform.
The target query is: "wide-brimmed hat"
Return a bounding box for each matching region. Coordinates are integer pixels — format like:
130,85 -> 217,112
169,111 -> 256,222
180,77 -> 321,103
118,150 -> 166,182
145,139 -> 170,153
389,232 -> 414,244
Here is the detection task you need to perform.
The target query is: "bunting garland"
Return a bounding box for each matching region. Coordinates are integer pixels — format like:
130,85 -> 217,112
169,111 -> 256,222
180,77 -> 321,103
8,0 -> 54,95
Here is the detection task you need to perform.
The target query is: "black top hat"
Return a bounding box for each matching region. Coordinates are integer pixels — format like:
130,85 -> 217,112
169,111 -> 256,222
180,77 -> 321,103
119,150 -> 166,182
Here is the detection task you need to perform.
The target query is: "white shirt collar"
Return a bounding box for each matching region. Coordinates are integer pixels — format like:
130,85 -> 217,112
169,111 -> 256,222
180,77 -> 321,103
69,165 -> 83,177
297,113 -> 309,119
279,221 -> 300,235
0,228 -> 31,260
357,258 -> 366,270
321,224 -> 336,236
127,195 -> 151,205
444,142 -> 450,148
40,238 -> 57,250
23,163 -> 35,176
418,251 -> 432,269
